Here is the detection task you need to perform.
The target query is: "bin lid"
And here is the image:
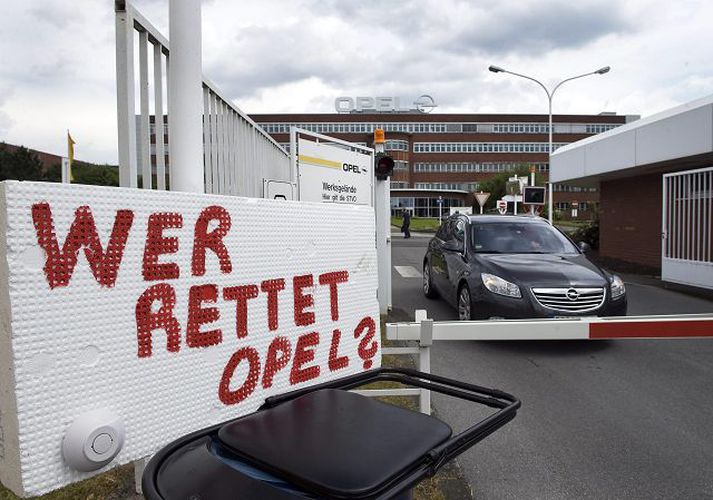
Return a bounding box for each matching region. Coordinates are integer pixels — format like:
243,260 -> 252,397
155,436 -> 302,499
217,389 -> 452,498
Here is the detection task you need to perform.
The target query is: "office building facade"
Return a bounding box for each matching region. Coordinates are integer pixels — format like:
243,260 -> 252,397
250,111 -> 635,218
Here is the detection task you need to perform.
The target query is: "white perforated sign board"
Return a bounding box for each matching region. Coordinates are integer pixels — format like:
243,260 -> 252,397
0,181 -> 380,497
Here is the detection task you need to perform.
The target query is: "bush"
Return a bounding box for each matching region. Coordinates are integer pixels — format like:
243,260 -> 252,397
571,214 -> 599,249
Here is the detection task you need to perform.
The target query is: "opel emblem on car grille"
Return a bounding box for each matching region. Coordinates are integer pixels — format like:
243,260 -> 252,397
566,288 -> 580,301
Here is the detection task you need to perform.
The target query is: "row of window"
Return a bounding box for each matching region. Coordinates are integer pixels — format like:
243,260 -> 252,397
553,184 -> 598,193
277,142 -> 368,153
413,162 -> 549,173
258,122 -> 622,135
391,197 -> 463,218
493,123 -> 550,134
555,202 -> 593,210
391,181 -> 409,189
413,182 -> 480,192
413,142 -> 566,153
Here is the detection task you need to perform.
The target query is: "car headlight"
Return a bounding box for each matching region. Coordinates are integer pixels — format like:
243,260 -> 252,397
610,275 -> 625,298
481,273 -> 521,298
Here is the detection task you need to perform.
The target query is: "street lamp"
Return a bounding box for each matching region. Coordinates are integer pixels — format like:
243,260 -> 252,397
488,65 -> 610,223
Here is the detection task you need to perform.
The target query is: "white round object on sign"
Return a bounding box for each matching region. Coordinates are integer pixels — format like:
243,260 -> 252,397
62,409 -> 125,472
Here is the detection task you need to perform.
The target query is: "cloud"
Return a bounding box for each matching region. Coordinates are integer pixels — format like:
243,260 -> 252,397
0,0 -> 712,164
445,1 -> 632,55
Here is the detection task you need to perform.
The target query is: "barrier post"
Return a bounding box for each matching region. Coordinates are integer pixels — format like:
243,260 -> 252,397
418,312 -> 433,415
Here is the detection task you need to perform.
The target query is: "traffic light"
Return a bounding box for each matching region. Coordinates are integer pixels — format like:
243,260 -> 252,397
374,152 -> 394,180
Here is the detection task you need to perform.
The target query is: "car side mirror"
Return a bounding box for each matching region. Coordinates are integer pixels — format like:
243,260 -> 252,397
443,240 -> 463,253
578,241 -> 591,254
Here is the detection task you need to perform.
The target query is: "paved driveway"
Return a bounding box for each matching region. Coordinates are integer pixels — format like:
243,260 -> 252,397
390,232 -> 713,499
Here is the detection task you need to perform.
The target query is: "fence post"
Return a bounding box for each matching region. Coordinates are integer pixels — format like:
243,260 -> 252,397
416,310 -> 432,415
168,0 -> 204,193
115,1 -> 137,188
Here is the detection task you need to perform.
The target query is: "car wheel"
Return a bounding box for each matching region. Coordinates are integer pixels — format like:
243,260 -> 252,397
458,283 -> 473,321
423,261 -> 438,298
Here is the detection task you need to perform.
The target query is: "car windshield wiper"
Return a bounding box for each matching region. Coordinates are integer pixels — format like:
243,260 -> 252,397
475,250 -> 506,254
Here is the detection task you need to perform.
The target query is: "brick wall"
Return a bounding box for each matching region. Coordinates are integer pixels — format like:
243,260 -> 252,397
600,173 -> 662,269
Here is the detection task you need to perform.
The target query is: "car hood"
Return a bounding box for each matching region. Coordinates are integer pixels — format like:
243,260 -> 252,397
477,253 -> 608,287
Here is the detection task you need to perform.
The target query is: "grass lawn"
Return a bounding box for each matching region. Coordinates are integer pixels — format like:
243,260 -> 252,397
392,216 -> 442,233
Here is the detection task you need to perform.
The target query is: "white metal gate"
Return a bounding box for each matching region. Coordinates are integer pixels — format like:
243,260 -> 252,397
662,166 -> 713,289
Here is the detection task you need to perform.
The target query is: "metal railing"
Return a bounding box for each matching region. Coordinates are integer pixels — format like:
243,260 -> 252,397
115,1 -> 290,194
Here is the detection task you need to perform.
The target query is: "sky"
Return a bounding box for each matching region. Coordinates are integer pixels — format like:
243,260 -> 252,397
0,0 -> 712,165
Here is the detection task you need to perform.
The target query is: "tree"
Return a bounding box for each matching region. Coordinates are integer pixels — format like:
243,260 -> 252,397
477,164 -> 546,211
72,162 -> 119,187
0,143 -> 44,181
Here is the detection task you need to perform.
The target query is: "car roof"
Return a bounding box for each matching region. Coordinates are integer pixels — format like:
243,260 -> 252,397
451,214 -> 549,224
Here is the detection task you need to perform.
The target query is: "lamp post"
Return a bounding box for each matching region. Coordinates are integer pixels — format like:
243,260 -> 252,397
488,65 -> 610,224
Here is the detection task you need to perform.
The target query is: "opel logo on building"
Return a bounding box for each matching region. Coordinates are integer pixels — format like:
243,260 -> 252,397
566,288 -> 580,301
414,94 -> 437,113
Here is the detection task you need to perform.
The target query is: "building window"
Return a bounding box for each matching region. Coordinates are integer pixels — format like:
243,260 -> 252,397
393,160 -> 409,171
585,124 -> 620,134
391,181 -> 409,189
385,139 -> 409,152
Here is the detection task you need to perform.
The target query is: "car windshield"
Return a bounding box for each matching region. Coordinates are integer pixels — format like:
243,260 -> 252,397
471,221 -> 579,254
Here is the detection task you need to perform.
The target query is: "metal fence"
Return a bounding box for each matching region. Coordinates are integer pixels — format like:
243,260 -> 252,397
115,1 -> 290,194
662,166 -> 713,289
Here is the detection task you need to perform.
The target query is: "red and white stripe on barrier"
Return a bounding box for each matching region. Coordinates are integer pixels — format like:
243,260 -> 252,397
386,313 -> 713,342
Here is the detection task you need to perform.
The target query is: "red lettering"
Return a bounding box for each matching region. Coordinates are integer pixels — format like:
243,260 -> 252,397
142,212 -> 183,281
328,329 -> 349,372
262,336 -> 291,389
293,274 -> 315,326
319,271 -> 349,321
31,203 -> 134,289
219,347 -> 261,405
186,284 -> 222,349
354,316 -> 379,370
290,332 -> 320,384
192,205 -> 232,276
135,284 -> 181,358
260,278 -> 285,331
223,284 -> 259,339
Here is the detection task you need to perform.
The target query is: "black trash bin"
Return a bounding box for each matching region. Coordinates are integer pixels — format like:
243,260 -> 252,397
143,368 -> 519,500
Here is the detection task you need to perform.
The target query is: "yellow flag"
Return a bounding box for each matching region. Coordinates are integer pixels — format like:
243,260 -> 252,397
67,131 -> 76,182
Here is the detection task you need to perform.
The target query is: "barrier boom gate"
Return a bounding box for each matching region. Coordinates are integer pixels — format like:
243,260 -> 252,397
387,313 -> 713,341
382,312 -> 713,415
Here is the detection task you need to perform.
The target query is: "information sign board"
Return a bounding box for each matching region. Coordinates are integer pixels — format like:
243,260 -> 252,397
297,139 -> 373,206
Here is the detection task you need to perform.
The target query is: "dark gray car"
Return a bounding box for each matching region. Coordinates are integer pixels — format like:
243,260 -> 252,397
423,214 -> 627,320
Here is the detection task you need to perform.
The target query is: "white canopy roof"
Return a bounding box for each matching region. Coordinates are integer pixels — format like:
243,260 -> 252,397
551,94 -> 713,184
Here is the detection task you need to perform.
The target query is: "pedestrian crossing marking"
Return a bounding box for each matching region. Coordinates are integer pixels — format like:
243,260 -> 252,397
394,266 -> 422,278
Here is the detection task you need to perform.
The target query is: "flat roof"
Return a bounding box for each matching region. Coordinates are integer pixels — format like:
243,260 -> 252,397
550,94 -> 713,184
250,113 -> 629,124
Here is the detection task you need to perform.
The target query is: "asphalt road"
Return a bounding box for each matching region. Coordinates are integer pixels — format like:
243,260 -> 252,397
390,231 -> 713,500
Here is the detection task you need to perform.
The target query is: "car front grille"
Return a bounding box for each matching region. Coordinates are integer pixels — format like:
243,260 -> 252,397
531,287 -> 605,313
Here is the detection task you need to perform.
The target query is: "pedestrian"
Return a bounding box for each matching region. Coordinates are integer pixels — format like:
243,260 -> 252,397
402,210 -> 411,238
